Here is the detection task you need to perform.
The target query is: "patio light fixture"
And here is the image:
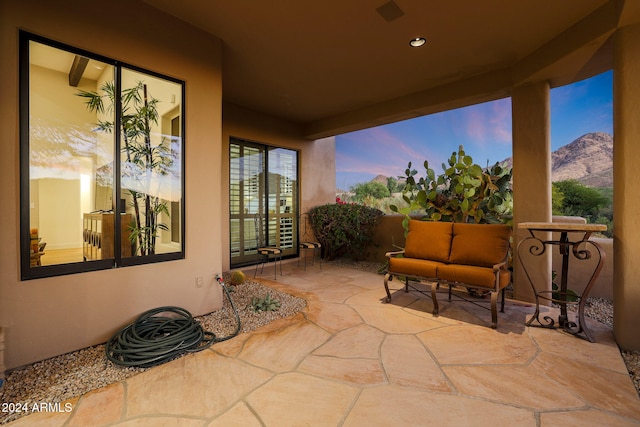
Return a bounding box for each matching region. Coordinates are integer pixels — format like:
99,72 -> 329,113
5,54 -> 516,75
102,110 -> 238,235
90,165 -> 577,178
409,37 -> 426,47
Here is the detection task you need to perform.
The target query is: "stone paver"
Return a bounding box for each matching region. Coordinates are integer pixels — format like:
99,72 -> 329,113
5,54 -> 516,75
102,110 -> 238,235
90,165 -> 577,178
540,409 -> 640,427
529,321 -> 629,372
443,364 -> 586,410
207,402 -> 262,427
343,385 -> 536,427
418,323 -> 539,365
237,318 -> 330,372
126,351 -> 272,419
117,417 -> 206,426
246,372 -> 359,426
313,324 -> 385,358
381,334 -> 452,392
305,300 -> 363,333
298,355 -> 386,385
352,304 -> 444,334
310,283 -> 372,303
67,382 -> 124,426
533,352 -> 640,420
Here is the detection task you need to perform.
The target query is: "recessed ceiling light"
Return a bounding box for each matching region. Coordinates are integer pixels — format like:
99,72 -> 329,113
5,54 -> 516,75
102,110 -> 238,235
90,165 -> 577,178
410,37 -> 426,48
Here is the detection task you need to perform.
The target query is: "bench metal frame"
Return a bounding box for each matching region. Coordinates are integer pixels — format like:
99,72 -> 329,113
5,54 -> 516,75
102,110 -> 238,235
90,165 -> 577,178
383,254 -> 508,328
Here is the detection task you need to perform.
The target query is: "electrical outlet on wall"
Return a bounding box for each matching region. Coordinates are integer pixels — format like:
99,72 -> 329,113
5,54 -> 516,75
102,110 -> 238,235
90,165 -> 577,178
195,276 -> 204,288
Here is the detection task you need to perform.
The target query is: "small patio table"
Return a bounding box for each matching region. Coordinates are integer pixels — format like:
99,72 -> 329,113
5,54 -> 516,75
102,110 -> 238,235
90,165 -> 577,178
517,222 -> 607,342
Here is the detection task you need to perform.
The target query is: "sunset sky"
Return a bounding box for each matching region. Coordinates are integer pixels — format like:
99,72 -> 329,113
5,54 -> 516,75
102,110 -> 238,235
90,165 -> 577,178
335,70 -> 613,190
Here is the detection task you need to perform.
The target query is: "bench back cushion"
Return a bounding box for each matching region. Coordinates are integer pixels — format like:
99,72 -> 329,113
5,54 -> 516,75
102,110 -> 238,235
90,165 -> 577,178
449,223 -> 511,267
404,220 -> 453,263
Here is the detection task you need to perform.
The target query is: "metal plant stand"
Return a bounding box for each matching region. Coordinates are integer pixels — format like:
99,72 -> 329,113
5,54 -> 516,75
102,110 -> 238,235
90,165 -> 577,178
517,222 -> 606,342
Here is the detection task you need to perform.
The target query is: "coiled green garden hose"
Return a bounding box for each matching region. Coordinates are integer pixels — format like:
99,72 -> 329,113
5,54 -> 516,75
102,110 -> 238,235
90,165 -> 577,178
106,277 -> 241,368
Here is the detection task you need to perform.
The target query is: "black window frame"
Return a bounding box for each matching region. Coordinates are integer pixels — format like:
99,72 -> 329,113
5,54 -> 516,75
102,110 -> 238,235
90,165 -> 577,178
19,31 -> 186,280
229,137 -> 300,269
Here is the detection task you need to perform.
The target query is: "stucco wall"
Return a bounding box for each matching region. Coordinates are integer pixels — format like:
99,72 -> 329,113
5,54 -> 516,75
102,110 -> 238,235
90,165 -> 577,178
613,22 -> 640,351
0,0 -> 225,369
364,215 -> 406,263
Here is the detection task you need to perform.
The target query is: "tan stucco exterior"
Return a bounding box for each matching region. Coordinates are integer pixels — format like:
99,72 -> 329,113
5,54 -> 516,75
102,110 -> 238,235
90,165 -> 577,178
613,23 -> 640,351
511,82 -> 553,304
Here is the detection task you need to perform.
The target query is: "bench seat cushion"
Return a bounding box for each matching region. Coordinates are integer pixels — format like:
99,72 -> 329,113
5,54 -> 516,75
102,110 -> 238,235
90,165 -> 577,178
438,264 -> 511,289
389,257 -> 443,279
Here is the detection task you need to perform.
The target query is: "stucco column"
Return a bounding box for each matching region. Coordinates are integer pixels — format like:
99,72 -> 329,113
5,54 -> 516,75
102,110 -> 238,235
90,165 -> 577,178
613,24 -> 640,352
511,82 -> 552,303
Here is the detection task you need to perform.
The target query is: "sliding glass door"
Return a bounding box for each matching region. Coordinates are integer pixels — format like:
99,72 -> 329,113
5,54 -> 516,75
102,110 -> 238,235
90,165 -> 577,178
229,139 -> 298,267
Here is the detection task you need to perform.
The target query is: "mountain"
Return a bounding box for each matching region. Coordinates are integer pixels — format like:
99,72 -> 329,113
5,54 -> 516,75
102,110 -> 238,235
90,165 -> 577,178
502,132 -> 612,188
345,132 -> 613,194
552,132 -> 612,187
371,174 -> 390,185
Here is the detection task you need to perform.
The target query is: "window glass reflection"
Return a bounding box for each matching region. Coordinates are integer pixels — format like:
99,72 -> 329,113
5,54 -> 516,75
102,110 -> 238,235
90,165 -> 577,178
28,41 -> 114,266
119,68 -> 183,256
229,140 -> 298,267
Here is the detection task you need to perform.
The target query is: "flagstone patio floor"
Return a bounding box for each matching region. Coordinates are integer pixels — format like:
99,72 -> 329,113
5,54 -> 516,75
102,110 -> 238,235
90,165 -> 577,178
8,262 -> 640,426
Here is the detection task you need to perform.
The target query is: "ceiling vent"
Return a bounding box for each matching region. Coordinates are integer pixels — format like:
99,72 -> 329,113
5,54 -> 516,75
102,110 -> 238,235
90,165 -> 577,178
376,1 -> 405,22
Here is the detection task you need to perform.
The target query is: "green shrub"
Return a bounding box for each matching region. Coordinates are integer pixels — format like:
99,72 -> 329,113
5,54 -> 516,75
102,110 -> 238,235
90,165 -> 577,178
309,203 -> 383,260
351,181 -> 390,201
552,180 -> 612,236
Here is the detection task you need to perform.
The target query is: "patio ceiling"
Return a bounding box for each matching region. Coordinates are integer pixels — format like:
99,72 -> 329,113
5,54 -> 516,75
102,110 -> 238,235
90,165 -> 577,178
142,0 -> 624,138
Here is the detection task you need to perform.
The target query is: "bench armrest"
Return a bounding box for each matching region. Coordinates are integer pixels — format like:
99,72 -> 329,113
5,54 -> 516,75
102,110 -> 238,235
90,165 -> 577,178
385,250 -> 405,258
492,260 -> 508,271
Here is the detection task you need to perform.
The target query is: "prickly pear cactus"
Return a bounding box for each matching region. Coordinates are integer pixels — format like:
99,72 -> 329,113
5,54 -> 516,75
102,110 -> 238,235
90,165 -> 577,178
391,145 -> 512,231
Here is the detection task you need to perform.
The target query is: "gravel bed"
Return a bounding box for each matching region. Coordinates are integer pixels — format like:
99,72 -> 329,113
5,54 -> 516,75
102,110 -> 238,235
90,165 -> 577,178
0,278 -> 306,425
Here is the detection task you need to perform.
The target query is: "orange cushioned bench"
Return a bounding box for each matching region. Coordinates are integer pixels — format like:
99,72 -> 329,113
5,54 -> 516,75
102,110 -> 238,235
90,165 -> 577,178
384,220 -> 511,328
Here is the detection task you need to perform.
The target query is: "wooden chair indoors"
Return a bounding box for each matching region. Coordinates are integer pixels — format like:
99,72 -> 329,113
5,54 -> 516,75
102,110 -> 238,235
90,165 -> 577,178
253,213 -> 283,279
29,228 -> 46,266
298,213 -> 321,270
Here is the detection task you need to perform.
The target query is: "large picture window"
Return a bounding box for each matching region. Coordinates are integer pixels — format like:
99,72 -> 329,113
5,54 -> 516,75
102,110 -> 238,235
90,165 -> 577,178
229,139 -> 298,267
20,32 -> 185,279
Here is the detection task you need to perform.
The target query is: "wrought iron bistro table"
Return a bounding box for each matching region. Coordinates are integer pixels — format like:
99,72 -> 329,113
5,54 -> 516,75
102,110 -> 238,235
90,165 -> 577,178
517,222 -> 607,342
